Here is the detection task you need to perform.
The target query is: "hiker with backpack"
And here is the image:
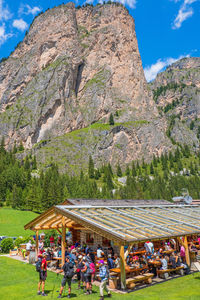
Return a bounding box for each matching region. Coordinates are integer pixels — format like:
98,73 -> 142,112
37,252 -> 48,296
98,260 -> 111,300
57,256 -> 74,298
81,256 -> 93,295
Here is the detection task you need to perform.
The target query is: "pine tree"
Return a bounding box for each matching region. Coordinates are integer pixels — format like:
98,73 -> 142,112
18,141 -> 24,152
106,172 -> 114,190
150,163 -> 154,175
142,158 -> 146,169
116,163 -> 122,177
0,137 -> 6,154
32,156 -> 37,170
108,163 -> 113,177
190,162 -> 195,175
109,113 -> 114,125
153,154 -> 157,167
88,155 -> 94,178
197,126 -> 200,139
24,156 -> 30,170
190,120 -> 195,130
125,165 -> 130,176
13,141 -> 17,154
132,162 -> 137,177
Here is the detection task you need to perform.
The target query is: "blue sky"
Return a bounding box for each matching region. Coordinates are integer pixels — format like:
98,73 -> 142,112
0,0 -> 199,81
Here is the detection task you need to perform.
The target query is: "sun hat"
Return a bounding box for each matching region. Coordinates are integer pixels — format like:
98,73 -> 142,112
98,260 -> 104,264
78,255 -> 82,259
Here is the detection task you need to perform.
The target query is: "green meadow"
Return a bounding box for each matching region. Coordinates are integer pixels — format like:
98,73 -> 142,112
0,208 -> 38,237
0,257 -> 200,300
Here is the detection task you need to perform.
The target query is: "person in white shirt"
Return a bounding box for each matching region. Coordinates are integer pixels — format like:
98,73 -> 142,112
26,240 -> 32,251
144,241 -> 154,254
97,246 -> 104,258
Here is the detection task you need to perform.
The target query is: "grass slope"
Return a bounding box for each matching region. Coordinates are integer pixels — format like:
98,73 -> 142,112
0,257 -> 200,300
0,208 -> 38,237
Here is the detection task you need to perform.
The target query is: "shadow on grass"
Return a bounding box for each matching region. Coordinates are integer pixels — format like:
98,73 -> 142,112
194,276 -> 200,280
43,290 -> 51,294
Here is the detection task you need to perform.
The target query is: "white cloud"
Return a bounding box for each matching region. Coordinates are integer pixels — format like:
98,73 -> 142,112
0,0 -> 12,22
13,19 -> 28,31
172,0 -> 198,29
19,4 -> 41,16
0,24 -> 12,46
144,55 -> 189,82
86,0 -> 136,9
116,0 -> 137,8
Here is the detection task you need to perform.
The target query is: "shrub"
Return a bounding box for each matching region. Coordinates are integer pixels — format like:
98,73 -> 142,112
109,113 -> 114,125
44,230 -> 58,247
14,236 -> 34,248
1,238 -> 14,253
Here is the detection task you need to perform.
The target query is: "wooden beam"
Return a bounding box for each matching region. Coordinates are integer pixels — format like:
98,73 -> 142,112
183,235 -> 190,266
124,243 -> 134,263
35,230 -> 39,259
56,228 -> 62,235
120,245 -> 126,290
62,217 -> 66,266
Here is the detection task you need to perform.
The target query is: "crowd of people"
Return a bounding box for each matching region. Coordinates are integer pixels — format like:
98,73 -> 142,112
36,240 -> 115,299
34,235 -> 200,298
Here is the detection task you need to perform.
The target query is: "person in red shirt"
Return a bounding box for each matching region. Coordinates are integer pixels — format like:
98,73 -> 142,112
37,252 -> 47,296
50,235 -> 55,248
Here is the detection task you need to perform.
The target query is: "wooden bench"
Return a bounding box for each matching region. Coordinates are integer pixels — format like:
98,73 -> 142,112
9,249 -> 18,256
158,266 -> 184,279
126,273 -> 154,289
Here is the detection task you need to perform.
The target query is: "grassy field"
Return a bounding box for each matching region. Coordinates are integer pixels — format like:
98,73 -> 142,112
0,208 -> 38,237
0,256 -> 200,300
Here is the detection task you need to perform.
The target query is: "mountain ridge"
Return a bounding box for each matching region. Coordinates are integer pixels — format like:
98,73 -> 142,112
2,3 -> 199,172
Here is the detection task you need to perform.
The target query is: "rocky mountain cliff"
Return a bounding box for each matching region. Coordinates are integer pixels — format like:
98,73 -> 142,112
0,3 -> 173,172
150,57 -> 200,149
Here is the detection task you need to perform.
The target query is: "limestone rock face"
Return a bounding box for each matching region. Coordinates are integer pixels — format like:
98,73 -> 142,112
0,3 -> 170,170
150,57 -> 200,148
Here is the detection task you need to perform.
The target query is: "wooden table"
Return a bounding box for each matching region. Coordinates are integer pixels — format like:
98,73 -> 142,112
130,250 -> 146,256
110,266 -> 147,275
148,260 -> 161,267
163,249 -> 174,254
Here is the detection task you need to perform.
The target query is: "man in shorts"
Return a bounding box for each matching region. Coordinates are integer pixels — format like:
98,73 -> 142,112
81,256 -> 92,295
57,256 -> 74,298
37,252 -> 47,296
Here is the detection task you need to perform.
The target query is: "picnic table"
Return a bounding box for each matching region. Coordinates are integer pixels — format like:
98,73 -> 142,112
148,260 -> 161,266
163,249 -> 174,254
130,250 -> 146,256
110,266 -> 147,275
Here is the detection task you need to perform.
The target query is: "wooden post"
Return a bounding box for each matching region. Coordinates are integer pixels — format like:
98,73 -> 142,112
61,217 -> 66,266
183,235 -> 190,266
35,230 -> 39,260
124,243 -> 134,264
119,245 -> 126,290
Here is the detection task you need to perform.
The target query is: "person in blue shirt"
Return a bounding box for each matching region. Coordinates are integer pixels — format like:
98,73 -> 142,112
107,254 -> 114,270
99,260 -> 111,300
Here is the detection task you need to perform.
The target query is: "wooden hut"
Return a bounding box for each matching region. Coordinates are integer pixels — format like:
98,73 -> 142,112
24,201 -> 200,289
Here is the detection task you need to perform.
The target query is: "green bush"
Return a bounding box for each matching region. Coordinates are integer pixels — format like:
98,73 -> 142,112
14,236 -> 34,248
44,230 -> 58,247
1,238 -> 14,253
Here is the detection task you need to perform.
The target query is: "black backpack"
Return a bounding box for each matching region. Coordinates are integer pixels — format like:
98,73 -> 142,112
63,262 -> 74,278
36,260 -> 42,272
